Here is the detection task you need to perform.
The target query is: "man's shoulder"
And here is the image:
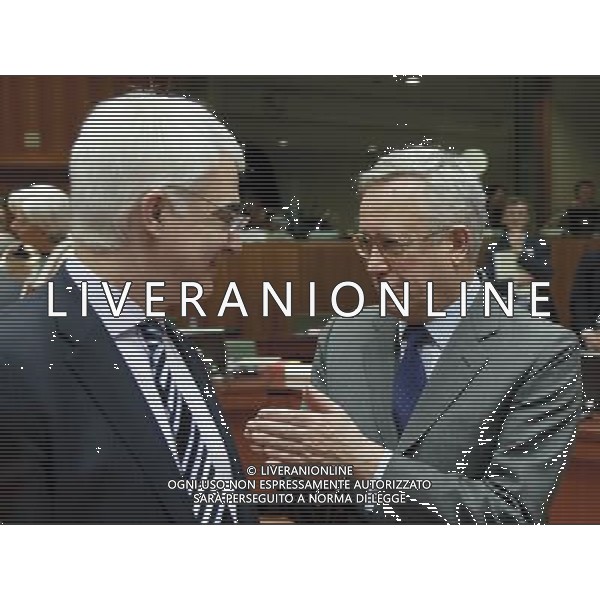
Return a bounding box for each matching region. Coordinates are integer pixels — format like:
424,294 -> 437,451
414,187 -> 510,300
0,288 -> 54,354
469,306 -> 581,365
0,267 -> 21,304
497,305 -> 576,340
322,305 -> 579,351
577,250 -> 600,270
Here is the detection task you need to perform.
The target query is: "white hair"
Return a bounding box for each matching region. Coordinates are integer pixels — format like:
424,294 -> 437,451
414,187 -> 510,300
7,184 -> 71,239
358,146 -> 488,257
69,91 -> 245,249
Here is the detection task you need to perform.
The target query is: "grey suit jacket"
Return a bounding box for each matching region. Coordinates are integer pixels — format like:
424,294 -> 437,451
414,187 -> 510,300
312,299 -> 586,524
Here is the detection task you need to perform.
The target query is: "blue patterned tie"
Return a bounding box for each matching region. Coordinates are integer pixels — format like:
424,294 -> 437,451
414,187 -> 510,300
393,324 -> 431,433
138,319 -> 234,523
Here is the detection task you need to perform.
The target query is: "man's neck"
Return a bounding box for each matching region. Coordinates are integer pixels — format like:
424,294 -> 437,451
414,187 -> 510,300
409,272 -> 479,324
71,247 -> 164,309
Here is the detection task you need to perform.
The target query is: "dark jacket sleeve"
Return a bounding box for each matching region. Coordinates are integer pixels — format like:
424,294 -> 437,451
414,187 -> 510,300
519,237 -> 553,282
571,252 -> 600,333
0,355 -> 53,523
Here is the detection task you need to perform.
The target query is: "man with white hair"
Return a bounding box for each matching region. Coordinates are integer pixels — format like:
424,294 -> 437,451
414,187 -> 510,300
2,183 -> 72,297
247,145 -> 586,524
0,199 -> 21,306
0,92 -> 256,524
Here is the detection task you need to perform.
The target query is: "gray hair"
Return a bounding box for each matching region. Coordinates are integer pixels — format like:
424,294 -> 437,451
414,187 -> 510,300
7,184 -> 71,240
358,146 -> 488,257
69,91 -> 245,249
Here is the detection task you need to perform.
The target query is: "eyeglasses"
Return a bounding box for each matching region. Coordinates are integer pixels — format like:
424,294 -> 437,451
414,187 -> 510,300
351,229 -> 449,262
208,201 -> 251,231
163,185 -> 250,232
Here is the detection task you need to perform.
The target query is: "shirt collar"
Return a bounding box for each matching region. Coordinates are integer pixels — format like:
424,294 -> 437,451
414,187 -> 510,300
398,276 -> 482,351
66,256 -> 147,339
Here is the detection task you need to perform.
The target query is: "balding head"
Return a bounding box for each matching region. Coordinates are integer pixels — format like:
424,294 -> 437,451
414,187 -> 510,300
69,91 -> 245,250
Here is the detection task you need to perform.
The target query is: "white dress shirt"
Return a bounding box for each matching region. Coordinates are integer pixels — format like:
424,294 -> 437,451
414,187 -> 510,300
396,277 -> 482,379
66,258 -> 235,521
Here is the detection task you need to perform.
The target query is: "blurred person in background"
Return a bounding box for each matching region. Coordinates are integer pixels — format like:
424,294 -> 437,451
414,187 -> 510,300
0,199 -> 21,308
1,184 -> 71,297
484,196 -> 556,320
556,180 -> 600,235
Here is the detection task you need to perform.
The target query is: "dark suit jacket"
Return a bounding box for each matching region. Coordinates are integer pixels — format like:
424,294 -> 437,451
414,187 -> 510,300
559,206 -> 600,235
570,251 -> 600,334
0,264 -> 21,310
312,298 -> 586,524
0,268 -> 257,524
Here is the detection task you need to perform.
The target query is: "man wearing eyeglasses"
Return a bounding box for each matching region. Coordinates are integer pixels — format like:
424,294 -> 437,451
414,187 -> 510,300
247,146 -> 586,524
0,92 -> 256,524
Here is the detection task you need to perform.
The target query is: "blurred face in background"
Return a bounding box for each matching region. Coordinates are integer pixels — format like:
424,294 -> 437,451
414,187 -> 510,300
502,202 -> 530,232
6,205 -> 55,254
357,176 -> 472,322
576,183 -> 596,205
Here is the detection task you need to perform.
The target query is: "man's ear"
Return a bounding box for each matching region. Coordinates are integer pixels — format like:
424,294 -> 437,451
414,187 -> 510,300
138,192 -> 170,236
450,226 -> 470,266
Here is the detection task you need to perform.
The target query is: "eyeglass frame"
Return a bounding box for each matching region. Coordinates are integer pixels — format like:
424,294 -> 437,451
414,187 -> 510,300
351,228 -> 452,262
160,184 -> 251,233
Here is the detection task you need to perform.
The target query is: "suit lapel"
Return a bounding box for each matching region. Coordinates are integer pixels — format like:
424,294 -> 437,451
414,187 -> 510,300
363,315 -> 399,450
362,298 -> 500,454
52,269 -> 193,522
396,318 -> 492,453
